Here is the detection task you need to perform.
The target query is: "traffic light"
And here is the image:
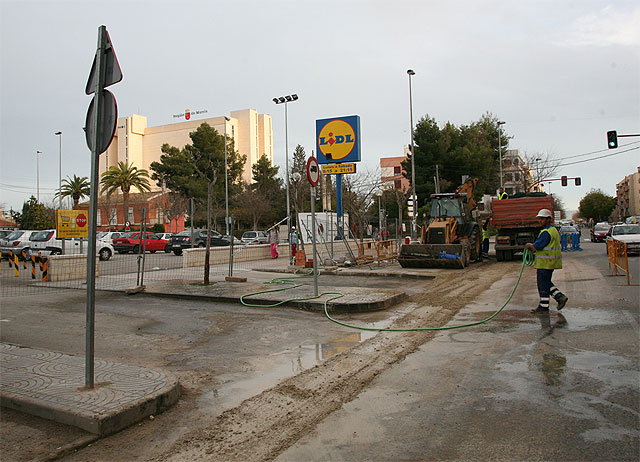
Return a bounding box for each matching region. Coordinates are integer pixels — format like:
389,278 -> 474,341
607,130 -> 618,149
561,176 -> 568,186
574,177 -> 581,186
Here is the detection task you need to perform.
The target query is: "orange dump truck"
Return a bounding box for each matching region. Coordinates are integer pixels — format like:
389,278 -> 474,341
491,193 -> 554,261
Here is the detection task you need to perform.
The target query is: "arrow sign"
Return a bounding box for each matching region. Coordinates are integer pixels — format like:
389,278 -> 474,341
85,29 -> 122,95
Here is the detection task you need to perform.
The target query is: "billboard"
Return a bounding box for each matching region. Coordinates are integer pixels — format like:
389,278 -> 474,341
56,210 -> 89,238
315,115 -> 361,165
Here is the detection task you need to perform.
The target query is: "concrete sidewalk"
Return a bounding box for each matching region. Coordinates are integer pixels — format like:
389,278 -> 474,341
0,343 -> 179,436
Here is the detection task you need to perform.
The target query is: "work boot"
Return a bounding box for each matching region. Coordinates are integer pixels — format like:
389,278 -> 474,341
557,295 -> 568,311
530,306 -> 549,314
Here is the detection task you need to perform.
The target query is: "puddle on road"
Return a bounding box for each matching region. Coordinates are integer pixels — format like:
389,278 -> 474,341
196,305 -> 414,412
454,305 -> 622,334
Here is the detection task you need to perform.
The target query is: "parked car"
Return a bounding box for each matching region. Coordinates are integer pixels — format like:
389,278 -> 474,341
0,230 -> 12,240
240,230 -> 269,245
607,224 -> 640,255
155,233 -> 174,252
0,230 -> 37,259
112,232 -> 169,254
30,230 -> 114,261
97,231 -> 123,243
590,223 -> 611,242
168,229 -> 230,255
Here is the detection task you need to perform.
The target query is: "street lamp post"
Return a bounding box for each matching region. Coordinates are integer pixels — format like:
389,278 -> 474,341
273,94 -> 299,264
36,150 -> 43,202
55,132 -> 62,209
407,69 -> 416,240
498,120 -> 506,188
223,117 -> 230,236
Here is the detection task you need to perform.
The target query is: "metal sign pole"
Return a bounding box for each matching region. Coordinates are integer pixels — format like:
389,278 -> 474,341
311,185 -> 318,296
85,26 -> 107,389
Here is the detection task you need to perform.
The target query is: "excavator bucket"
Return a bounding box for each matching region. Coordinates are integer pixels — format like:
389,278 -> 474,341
398,243 -> 470,269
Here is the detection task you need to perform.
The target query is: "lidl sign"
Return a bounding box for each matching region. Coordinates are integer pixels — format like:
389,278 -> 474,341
316,115 -> 361,165
321,163 -> 356,175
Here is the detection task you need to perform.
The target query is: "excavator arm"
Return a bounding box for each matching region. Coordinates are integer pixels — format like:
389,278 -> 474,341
456,177 -> 479,212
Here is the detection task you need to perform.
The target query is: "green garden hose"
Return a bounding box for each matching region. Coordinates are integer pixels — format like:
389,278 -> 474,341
240,248 -> 536,332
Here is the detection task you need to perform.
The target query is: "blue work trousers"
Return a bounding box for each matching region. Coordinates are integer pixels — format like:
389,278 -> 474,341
536,268 -> 565,309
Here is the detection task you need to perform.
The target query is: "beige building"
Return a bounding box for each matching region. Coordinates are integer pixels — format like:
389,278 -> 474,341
101,109 -> 273,187
616,167 -> 640,219
380,147 -> 411,192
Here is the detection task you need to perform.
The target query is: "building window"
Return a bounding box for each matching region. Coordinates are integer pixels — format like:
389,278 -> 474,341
394,179 -> 402,189
110,208 -> 117,225
97,209 -> 101,226
394,166 -> 401,175
128,207 -> 134,222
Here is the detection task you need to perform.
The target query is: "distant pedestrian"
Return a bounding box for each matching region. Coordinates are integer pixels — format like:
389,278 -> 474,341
498,187 -> 508,200
525,208 -> 568,314
290,227 -> 298,257
269,225 -> 280,259
372,228 -> 379,241
482,217 -> 491,258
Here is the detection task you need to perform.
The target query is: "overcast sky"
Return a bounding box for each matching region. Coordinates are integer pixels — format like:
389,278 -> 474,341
1,0 -> 638,215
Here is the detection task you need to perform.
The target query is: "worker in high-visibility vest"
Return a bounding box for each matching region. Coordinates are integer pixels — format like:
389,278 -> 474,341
482,217 -> 491,258
525,209 -> 568,314
498,187 -> 508,200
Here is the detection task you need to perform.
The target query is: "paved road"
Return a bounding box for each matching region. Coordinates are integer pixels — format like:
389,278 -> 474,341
278,236 -> 640,461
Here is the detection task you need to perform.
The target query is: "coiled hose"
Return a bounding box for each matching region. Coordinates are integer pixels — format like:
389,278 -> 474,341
240,248 -> 535,332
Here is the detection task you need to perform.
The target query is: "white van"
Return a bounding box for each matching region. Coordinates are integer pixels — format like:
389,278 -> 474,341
30,230 -> 114,261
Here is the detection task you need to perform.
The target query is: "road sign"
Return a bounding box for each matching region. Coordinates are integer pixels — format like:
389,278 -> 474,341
76,213 -> 88,228
85,89 -> 118,154
307,156 -> 320,186
321,163 -> 356,175
85,29 -> 123,95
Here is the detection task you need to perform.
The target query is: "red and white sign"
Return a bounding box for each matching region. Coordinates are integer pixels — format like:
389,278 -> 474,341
307,156 -> 320,187
76,213 -> 88,228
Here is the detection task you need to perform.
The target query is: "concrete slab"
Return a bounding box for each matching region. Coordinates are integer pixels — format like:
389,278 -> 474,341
0,343 -> 179,436
140,277 -> 406,313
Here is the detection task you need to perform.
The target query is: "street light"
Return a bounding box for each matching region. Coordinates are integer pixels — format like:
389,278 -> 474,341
407,69 -> 416,240
497,120 -> 506,188
55,132 -> 62,209
36,150 -> 43,202
273,93 -> 299,263
223,117 -> 230,236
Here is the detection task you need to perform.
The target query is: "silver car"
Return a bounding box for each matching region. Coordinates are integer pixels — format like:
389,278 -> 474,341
0,230 -> 37,259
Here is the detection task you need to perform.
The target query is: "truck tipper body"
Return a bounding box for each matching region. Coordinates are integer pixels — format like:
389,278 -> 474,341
491,193 -> 554,261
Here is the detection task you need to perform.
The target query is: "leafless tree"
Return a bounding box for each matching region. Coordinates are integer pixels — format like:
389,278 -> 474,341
518,150 -> 561,192
342,167 -> 383,241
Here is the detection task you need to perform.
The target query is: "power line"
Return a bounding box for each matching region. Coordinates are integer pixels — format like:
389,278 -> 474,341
556,145 -> 639,167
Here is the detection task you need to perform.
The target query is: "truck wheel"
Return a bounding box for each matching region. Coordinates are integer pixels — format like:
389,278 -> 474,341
469,226 -> 482,262
496,249 -> 505,261
505,250 -> 514,261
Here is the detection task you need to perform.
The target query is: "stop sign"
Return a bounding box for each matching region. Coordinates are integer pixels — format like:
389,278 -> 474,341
76,213 -> 88,227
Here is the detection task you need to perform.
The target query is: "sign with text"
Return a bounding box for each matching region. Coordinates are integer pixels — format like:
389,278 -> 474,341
321,163 -> 356,175
315,115 -> 361,164
56,210 -> 89,238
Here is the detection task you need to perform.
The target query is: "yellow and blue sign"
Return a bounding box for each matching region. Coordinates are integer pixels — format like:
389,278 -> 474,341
316,115 -> 361,165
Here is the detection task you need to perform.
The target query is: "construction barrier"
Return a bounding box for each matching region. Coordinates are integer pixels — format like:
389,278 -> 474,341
357,239 -> 398,268
607,239 -> 631,285
561,233 -> 582,252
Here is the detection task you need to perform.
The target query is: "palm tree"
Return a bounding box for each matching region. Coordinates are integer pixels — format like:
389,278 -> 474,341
100,161 -> 152,225
56,175 -> 91,209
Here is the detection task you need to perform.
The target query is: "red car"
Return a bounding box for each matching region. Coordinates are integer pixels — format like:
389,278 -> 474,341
590,223 -> 611,242
112,232 -> 169,254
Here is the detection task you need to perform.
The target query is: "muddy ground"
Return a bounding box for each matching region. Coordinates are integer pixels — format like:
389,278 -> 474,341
2,260 -> 512,462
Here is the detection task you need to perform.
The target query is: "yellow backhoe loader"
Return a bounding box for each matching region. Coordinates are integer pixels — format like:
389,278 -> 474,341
398,178 -> 482,269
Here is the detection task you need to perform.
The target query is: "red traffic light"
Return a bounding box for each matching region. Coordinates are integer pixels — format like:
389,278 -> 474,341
561,176 -> 568,186
575,177 -> 581,186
